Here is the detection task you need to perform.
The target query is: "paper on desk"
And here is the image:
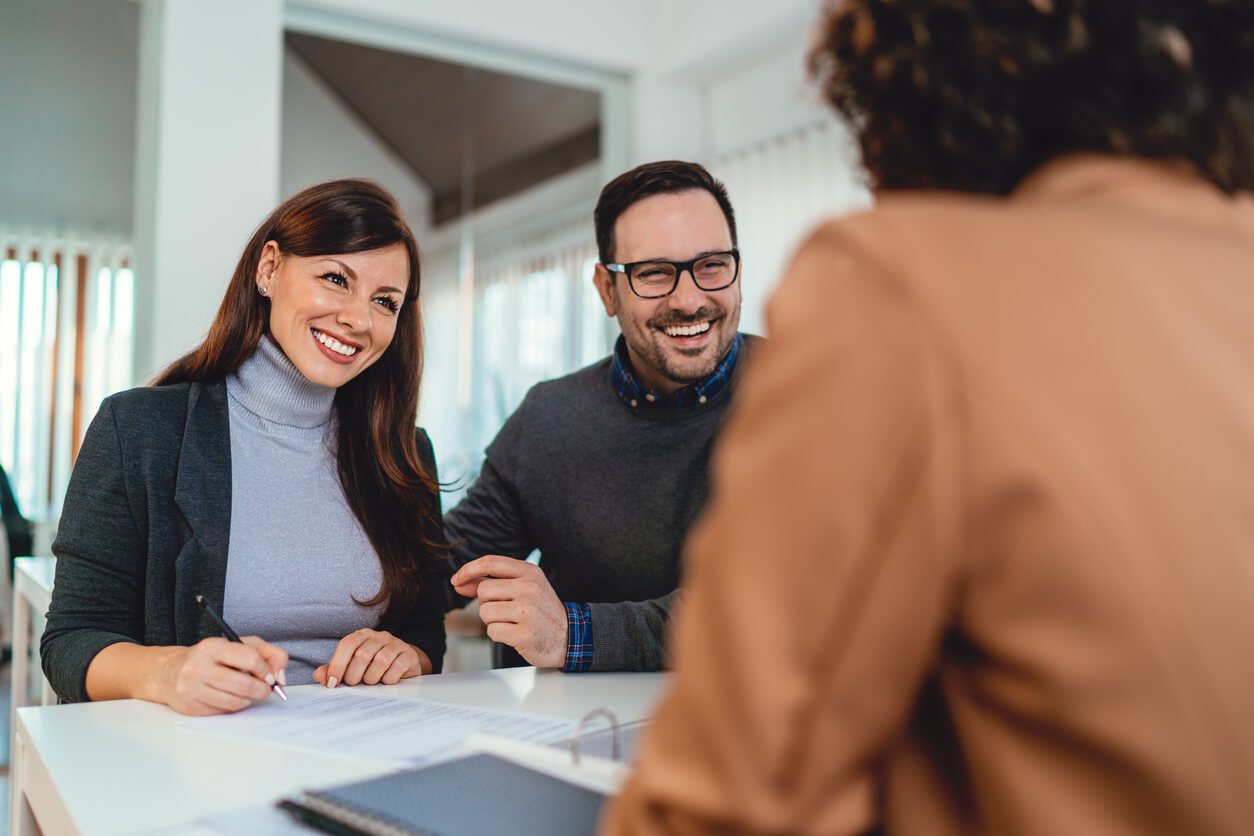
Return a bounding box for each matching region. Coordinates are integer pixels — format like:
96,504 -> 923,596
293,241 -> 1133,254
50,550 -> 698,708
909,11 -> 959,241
178,689 -> 576,763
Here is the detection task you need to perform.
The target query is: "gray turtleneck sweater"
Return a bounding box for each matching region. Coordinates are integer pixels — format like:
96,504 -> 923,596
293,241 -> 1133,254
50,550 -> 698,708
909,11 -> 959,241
223,337 -> 386,685
43,343 -> 446,703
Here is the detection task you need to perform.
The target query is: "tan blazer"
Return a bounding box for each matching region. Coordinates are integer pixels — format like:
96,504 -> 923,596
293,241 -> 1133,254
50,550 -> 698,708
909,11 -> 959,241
603,156 -> 1254,836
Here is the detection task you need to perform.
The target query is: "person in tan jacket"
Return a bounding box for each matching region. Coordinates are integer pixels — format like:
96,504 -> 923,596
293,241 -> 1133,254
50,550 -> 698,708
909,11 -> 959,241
604,1 -> 1254,834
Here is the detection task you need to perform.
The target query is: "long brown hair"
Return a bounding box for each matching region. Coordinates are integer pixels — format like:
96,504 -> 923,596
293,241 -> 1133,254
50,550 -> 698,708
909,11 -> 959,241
157,179 -> 444,622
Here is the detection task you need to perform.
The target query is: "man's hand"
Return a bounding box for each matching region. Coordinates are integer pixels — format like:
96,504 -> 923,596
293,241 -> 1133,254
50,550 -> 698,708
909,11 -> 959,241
451,556 -> 568,668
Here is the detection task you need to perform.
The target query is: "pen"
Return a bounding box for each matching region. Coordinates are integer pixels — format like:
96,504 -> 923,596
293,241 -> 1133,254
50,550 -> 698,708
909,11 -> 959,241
194,594 -> 288,701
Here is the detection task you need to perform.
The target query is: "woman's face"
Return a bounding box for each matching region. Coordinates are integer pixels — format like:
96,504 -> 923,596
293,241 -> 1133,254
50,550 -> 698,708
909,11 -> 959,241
255,241 -> 410,389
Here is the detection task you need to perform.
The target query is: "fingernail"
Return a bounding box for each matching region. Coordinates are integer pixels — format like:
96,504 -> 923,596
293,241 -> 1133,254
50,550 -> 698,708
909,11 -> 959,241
278,669 -> 287,687
328,676 -> 338,688
264,672 -> 276,686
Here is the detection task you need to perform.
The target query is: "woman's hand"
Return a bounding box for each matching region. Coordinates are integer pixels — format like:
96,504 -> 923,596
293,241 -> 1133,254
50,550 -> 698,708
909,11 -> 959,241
151,636 -> 288,716
313,629 -> 428,688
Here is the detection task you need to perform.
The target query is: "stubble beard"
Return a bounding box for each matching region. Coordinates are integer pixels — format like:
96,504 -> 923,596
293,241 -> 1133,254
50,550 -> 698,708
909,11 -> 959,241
632,306 -> 737,387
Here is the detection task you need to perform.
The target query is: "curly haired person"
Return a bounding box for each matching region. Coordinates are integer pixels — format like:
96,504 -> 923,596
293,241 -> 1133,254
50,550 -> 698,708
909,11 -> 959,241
606,2 -> 1254,834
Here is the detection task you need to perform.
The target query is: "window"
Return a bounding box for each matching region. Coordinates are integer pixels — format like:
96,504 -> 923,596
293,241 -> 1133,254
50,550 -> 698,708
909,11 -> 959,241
709,118 -> 872,335
0,236 -> 135,520
419,226 -> 612,501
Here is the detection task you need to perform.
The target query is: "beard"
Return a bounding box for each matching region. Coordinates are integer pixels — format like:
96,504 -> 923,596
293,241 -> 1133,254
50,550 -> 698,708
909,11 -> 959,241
628,304 -> 737,387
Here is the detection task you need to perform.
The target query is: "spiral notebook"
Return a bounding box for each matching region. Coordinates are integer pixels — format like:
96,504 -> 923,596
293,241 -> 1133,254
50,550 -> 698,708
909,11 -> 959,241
279,752 -> 608,836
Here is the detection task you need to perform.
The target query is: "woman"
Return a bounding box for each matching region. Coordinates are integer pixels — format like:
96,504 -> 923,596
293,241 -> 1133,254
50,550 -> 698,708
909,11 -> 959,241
607,1 -> 1254,834
42,179 -> 448,716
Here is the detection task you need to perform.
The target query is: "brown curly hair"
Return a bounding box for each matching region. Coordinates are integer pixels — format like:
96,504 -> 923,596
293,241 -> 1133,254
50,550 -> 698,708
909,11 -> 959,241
810,0 -> 1254,195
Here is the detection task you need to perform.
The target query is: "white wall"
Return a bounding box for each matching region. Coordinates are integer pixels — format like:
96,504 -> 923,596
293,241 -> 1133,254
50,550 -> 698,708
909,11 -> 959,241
705,34 -> 836,158
281,49 -> 433,231
623,0 -> 831,163
0,0 -> 139,234
647,0 -> 821,83
131,0 -> 284,380
290,0 -> 645,74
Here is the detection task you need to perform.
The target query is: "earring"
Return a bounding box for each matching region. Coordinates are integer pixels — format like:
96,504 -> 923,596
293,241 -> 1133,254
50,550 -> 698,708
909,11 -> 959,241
259,285 -> 268,296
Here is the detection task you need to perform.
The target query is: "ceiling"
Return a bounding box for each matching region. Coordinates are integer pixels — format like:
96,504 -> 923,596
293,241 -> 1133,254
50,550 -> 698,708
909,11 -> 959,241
286,32 -> 601,225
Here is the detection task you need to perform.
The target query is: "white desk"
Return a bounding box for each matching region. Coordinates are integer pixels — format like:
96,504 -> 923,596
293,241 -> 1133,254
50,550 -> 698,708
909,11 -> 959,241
10,557 -> 57,715
12,668 -> 667,835
8,554 -> 58,836
0,519 -> 9,648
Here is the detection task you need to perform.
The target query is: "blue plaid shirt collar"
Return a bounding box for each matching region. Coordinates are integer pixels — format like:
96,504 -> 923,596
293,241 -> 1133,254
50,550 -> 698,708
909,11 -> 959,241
610,332 -> 743,411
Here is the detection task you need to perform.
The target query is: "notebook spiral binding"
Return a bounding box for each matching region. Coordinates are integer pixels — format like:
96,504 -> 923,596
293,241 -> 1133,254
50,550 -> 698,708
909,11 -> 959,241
283,793 -> 429,836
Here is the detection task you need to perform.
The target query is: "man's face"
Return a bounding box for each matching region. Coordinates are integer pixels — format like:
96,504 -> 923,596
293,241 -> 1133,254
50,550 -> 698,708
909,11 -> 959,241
594,190 -> 742,395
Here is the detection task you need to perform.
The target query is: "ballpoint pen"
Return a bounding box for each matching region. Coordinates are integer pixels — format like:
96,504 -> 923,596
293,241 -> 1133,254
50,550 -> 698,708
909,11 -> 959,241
194,594 -> 289,701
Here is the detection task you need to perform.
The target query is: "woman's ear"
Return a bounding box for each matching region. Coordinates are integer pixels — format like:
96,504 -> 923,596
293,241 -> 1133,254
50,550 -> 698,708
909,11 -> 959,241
256,241 -> 281,295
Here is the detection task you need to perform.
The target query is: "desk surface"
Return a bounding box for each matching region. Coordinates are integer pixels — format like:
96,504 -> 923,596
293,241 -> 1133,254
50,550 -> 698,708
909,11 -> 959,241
16,668 -> 667,836
14,556 -> 55,596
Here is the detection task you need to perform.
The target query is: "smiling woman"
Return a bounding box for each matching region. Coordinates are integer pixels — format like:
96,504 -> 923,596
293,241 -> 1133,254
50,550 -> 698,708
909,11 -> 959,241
41,180 -> 451,716
259,242 -> 410,387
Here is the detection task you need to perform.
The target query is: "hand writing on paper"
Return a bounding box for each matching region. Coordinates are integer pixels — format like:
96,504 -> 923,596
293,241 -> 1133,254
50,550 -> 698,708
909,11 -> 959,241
157,636 -> 288,716
313,628 -> 427,688
450,556 -> 567,669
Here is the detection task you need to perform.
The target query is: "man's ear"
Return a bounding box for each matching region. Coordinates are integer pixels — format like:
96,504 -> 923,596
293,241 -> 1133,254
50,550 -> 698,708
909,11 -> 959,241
593,263 -> 618,317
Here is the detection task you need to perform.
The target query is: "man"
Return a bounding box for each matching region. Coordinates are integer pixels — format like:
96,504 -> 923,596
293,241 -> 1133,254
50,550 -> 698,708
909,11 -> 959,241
446,161 -> 759,672
605,1 -> 1254,834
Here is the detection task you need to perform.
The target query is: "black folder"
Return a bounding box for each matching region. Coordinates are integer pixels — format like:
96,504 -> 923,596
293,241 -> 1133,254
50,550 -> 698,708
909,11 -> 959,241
279,752 -> 607,836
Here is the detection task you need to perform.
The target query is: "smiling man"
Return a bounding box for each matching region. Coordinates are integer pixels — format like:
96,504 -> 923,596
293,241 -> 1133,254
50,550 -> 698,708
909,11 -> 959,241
446,161 -> 760,672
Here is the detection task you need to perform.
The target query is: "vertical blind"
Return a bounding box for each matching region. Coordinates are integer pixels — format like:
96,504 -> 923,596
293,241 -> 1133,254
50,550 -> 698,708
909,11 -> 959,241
0,229 -> 134,520
418,207 -> 609,499
708,117 -> 872,335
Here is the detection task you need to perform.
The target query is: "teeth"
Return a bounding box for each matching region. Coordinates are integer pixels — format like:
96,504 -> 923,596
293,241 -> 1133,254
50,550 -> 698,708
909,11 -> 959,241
312,329 -> 358,356
664,321 -> 712,338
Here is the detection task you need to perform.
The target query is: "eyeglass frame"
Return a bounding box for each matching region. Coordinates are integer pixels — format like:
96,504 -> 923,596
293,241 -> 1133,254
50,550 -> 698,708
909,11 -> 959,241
601,248 -> 741,299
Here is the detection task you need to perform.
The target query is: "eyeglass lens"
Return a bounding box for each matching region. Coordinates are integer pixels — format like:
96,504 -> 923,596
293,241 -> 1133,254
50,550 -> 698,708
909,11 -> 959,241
629,253 -> 737,297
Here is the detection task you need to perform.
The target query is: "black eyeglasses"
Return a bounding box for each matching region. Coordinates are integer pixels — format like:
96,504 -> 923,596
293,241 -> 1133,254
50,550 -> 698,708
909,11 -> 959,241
602,249 -> 740,299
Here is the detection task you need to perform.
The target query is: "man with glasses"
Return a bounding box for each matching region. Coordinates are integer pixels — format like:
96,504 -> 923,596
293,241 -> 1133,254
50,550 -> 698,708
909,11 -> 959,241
447,160 -> 758,672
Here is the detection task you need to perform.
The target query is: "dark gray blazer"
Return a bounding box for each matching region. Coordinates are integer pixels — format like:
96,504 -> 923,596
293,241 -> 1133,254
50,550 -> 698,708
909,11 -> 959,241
41,380 -> 448,703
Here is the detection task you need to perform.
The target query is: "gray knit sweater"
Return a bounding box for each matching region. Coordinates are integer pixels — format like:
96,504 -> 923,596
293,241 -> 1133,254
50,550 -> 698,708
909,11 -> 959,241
445,335 -> 760,671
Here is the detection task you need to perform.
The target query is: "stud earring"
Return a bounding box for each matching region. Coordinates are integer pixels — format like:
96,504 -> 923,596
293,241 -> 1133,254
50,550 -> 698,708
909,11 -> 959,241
259,285 -> 268,296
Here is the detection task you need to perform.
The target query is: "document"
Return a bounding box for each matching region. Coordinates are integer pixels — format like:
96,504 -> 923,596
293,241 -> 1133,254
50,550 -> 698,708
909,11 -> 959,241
179,689 -> 576,763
